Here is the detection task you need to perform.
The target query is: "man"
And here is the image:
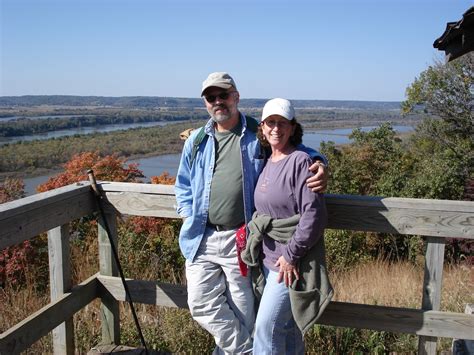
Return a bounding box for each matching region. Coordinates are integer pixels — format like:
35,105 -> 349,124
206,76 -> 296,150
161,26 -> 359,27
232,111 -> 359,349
175,72 -> 328,354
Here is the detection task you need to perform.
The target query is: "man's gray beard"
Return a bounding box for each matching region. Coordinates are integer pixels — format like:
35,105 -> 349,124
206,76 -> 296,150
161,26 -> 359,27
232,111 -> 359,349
209,111 -> 232,123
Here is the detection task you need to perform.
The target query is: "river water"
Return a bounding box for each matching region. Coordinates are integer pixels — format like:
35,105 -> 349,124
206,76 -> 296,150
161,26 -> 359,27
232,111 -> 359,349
20,125 -> 412,196
0,114 -> 95,122
0,120 -> 187,145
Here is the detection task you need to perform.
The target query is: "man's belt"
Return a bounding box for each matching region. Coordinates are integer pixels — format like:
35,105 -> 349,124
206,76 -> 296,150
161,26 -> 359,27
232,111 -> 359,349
207,222 -> 241,232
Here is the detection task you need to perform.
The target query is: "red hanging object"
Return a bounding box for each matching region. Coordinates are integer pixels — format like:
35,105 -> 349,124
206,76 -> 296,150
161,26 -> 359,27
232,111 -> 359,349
235,224 -> 248,277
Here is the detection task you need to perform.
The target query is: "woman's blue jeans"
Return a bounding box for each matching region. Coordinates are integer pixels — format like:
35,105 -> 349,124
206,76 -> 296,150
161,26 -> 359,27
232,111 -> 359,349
253,264 -> 304,355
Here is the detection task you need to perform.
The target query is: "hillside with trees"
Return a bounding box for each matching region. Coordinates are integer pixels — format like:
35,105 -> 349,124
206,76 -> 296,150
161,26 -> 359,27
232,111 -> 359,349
0,107 -> 417,137
0,95 -> 401,110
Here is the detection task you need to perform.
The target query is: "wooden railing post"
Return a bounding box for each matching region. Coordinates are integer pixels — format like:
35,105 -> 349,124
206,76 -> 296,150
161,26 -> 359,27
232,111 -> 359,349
418,236 -> 446,355
48,224 -> 74,354
98,211 -> 120,345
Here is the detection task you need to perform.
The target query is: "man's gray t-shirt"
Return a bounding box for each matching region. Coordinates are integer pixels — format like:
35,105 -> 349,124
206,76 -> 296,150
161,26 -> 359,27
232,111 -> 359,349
208,122 -> 245,228
254,150 -> 327,272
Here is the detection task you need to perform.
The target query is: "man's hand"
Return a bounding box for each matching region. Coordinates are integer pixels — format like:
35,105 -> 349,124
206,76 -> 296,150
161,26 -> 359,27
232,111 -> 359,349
306,161 -> 328,193
179,128 -> 195,141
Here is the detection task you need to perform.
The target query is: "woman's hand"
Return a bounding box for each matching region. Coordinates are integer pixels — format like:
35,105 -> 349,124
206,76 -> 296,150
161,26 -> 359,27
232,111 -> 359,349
275,256 -> 299,287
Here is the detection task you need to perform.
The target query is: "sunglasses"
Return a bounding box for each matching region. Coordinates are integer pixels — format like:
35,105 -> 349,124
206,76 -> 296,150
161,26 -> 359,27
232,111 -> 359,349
263,119 -> 292,128
204,91 -> 235,103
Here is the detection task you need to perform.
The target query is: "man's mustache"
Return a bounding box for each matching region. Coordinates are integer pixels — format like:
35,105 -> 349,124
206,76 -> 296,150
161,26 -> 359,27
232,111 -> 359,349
213,104 -> 227,112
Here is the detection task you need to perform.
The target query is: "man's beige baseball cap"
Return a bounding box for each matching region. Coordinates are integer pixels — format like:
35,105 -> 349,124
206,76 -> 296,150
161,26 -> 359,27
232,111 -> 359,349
201,72 -> 237,96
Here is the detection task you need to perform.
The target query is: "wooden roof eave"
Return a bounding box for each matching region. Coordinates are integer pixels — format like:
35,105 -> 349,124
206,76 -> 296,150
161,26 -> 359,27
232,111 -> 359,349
433,6 -> 474,62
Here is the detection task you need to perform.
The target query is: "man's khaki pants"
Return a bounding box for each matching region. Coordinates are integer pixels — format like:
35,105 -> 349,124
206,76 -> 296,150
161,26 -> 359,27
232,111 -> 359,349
186,226 -> 254,354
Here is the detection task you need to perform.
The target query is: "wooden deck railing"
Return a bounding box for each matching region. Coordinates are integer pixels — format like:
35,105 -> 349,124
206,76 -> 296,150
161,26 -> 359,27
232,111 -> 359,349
0,181 -> 473,354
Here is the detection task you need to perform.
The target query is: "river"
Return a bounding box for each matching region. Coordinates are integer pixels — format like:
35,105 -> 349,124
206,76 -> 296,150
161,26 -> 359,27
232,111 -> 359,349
0,120 -> 187,145
0,114 -> 95,122
20,125 -> 413,196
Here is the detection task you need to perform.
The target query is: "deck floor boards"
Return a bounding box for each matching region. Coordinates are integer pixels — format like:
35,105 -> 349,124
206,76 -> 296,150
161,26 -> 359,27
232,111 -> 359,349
88,345 -> 168,354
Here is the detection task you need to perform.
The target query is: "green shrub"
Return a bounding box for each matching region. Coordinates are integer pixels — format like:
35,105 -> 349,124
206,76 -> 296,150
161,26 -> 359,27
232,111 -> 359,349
324,230 -> 372,271
305,325 -> 418,353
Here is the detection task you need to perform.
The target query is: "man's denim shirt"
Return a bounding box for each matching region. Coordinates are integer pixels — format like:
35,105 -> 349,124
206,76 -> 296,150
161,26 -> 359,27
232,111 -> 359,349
175,113 -> 327,262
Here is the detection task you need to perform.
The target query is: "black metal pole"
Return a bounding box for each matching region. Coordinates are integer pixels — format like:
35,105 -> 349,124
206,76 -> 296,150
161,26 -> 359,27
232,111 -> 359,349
87,170 -> 148,354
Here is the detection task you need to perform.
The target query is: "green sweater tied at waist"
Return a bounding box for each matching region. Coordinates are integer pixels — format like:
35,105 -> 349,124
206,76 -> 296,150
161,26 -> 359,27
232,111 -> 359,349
241,211 -> 333,334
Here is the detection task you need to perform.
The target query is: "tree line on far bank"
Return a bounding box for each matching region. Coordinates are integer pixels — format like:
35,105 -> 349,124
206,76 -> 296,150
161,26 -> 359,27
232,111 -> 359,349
0,106 -> 421,137
0,95 -> 401,110
0,111 -> 208,137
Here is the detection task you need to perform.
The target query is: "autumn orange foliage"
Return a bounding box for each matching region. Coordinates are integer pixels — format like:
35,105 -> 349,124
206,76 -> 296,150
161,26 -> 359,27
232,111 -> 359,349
0,178 -> 29,287
37,151 -> 144,192
2,151 -> 180,288
0,177 -> 25,203
150,171 -> 176,185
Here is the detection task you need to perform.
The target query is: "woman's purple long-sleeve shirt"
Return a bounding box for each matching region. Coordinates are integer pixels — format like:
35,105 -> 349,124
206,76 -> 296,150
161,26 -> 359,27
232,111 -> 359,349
254,150 -> 327,272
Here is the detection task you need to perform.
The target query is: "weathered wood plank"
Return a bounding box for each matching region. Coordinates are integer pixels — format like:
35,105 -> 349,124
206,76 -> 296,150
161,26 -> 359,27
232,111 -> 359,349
99,181 -> 177,218
0,183 -> 96,249
103,192 -> 179,219
0,182 -> 88,217
97,275 -> 188,309
421,237 -> 446,310
418,237 -> 446,355
325,195 -> 474,239
48,225 -> 75,355
97,182 -> 474,239
2,182 -> 472,247
418,336 -> 437,355
87,344 -> 162,354
0,274 -> 98,354
452,304 -> 474,352
98,211 -> 120,345
326,194 -> 474,211
318,301 -> 474,340
95,276 -> 474,340
99,182 -> 175,195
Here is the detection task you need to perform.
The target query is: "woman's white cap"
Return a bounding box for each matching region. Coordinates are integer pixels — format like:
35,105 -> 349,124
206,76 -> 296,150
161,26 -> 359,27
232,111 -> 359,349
261,98 -> 295,121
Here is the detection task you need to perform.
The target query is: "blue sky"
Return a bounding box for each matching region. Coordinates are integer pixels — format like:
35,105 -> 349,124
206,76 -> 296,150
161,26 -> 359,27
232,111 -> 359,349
1,0 -> 472,101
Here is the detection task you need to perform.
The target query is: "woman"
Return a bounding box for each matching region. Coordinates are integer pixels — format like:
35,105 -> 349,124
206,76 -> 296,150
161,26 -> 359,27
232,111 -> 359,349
242,98 -> 332,354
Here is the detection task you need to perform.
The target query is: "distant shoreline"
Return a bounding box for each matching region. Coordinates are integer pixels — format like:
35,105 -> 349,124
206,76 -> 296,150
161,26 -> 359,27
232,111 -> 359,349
1,101 -> 420,184
0,95 -> 403,111
1,125 -> 415,184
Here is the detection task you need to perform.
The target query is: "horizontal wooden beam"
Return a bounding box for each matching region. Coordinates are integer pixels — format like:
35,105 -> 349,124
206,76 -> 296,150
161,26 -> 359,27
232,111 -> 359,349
99,182 -> 178,218
0,183 -> 97,249
2,182 -> 472,247
319,301 -> 474,340
97,275 -> 188,309
96,275 -> 474,340
98,181 -> 175,195
104,192 -> 178,219
0,274 -> 99,354
325,194 -> 474,239
98,182 -> 474,239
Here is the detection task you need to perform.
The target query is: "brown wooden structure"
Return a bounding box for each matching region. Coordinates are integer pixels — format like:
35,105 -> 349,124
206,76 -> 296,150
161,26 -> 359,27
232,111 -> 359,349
0,181 -> 473,354
434,6 -> 474,62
